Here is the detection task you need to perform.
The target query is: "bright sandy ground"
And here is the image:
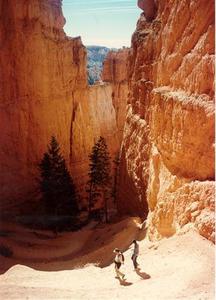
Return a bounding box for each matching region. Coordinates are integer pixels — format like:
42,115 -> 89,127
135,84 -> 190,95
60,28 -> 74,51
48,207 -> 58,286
0,218 -> 214,300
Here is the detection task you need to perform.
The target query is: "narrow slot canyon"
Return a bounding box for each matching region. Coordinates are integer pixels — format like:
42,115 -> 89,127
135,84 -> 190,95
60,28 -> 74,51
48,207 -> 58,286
0,1 -> 214,299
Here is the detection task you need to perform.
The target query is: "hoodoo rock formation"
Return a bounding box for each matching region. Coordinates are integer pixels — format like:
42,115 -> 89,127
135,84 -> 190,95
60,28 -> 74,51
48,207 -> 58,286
116,0 -> 215,241
0,0 -> 119,213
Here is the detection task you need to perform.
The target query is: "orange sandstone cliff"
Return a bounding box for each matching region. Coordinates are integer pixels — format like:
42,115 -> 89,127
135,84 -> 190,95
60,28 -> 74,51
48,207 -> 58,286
0,0 -> 119,213
102,49 -> 130,142
116,0 -> 215,241
0,0 -> 214,244
70,84 -> 120,207
0,0 -> 86,212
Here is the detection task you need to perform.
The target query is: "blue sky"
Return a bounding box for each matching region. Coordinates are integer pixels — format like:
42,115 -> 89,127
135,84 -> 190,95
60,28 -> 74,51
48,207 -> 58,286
62,0 -> 141,48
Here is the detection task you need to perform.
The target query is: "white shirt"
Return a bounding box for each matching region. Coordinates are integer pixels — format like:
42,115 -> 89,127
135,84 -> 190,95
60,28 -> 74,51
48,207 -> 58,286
115,253 -> 123,263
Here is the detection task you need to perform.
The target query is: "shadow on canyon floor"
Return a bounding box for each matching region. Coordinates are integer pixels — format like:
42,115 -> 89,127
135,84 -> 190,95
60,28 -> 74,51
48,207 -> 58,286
0,217 -> 147,275
116,277 -> 133,286
135,267 -> 151,280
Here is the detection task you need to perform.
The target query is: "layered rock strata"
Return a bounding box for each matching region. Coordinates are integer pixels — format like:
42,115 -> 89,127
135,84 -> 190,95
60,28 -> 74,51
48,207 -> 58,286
118,0 -> 215,241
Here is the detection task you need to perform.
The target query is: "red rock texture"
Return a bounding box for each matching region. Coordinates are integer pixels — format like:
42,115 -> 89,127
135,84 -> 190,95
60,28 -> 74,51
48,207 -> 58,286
102,49 -> 130,141
0,0 -> 87,213
118,0 -> 215,241
0,0 -> 214,244
69,84 -> 120,208
102,49 -> 129,84
0,0 -> 119,214
137,0 -> 157,21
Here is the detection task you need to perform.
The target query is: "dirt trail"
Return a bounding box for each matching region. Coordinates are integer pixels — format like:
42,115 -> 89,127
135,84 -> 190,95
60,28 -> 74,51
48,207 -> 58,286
0,218 -> 214,299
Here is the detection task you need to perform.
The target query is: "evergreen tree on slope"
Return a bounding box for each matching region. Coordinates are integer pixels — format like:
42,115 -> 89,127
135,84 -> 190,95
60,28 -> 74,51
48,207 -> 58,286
87,136 -> 112,222
39,136 -> 79,217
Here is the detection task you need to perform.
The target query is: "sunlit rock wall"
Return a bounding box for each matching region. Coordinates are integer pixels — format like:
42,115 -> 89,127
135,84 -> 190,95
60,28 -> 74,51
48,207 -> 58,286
118,0 -> 214,241
102,49 -> 130,142
70,84 -> 119,208
0,0 -> 120,214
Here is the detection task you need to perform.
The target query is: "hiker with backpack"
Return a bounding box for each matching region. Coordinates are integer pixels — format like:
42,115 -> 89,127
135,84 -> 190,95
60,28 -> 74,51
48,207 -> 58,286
131,240 -> 139,270
113,248 -> 125,280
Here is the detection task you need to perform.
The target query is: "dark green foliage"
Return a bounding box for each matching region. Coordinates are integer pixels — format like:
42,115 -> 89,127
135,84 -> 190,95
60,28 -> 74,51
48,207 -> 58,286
0,244 -> 13,257
38,136 -> 79,219
88,75 -> 95,85
87,136 -> 112,222
112,152 -> 120,203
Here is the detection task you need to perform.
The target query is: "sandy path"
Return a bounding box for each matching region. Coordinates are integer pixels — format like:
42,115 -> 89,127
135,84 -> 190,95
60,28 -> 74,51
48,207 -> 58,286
0,220 -> 214,299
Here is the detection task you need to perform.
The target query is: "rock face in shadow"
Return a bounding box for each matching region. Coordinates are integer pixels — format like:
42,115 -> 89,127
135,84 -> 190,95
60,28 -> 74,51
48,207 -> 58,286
137,0 -> 157,21
118,0 -> 215,241
0,0 -> 119,213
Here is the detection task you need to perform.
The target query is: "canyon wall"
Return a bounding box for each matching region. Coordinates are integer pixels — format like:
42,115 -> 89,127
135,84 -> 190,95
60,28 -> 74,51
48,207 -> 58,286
117,0 -> 215,241
0,0 -> 119,214
102,49 -> 130,142
70,84 -> 120,208
0,0 -> 214,243
0,0 -> 86,213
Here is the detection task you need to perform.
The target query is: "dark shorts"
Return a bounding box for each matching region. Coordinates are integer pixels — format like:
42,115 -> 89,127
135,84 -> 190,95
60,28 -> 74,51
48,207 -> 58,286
114,261 -> 121,269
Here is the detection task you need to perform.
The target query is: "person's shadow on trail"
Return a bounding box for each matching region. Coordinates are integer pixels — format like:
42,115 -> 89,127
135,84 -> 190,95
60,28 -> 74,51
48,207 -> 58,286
115,277 -> 133,286
135,267 -> 151,280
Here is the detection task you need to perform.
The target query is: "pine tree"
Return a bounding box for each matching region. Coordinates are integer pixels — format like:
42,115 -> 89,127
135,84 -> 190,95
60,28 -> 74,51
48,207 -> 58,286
39,136 -> 79,219
87,136 -> 112,222
112,152 -> 120,204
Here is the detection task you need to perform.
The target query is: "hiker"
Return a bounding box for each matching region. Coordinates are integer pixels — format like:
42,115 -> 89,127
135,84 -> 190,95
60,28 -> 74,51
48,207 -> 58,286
113,248 -> 125,280
131,240 -> 139,270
